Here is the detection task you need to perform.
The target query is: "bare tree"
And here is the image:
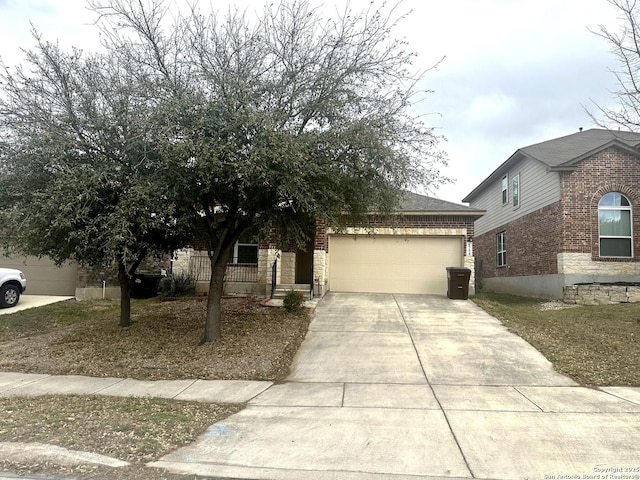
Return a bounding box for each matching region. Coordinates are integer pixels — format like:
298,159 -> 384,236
591,0 -> 640,129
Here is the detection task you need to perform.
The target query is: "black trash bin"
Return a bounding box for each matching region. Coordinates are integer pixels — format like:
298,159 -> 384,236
131,273 -> 163,299
446,267 -> 471,300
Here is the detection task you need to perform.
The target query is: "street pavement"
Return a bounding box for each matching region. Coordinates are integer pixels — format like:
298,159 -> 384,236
2,292 -> 640,479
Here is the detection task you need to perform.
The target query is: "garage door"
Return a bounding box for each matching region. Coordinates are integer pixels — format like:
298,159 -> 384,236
328,235 -> 463,295
1,252 -> 77,295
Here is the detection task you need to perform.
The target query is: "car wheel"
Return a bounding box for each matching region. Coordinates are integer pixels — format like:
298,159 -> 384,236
0,284 -> 20,308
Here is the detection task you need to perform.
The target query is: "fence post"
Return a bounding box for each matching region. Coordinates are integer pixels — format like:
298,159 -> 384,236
271,257 -> 278,298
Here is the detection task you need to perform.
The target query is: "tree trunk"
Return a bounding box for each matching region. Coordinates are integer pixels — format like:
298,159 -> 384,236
117,261 -> 132,327
202,249 -> 232,344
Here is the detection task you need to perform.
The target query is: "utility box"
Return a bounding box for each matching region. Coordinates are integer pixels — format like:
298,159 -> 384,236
446,267 -> 471,300
131,273 -> 162,299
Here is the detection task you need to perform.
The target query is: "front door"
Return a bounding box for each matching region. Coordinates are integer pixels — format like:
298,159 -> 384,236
295,236 -> 314,284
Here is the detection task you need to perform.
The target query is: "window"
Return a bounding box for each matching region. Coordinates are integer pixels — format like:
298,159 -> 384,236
497,231 -> 507,266
231,231 -> 259,264
599,192 -> 633,257
512,174 -> 520,207
234,243 -> 258,264
501,175 -> 508,204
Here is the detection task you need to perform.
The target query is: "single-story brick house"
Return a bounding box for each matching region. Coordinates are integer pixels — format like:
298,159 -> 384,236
174,191 -> 484,298
462,128 -> 640,299
2,192 -> 482,299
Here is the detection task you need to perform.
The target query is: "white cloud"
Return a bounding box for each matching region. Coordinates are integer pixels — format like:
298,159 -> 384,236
0,0 -> 629,204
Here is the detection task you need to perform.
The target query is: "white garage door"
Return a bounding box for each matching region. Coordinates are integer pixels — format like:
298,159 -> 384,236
328,235 -> 463,295
1,252 -> 77,296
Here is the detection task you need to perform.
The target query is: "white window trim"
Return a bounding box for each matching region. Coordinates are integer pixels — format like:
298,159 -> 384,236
497,231 -> 507,266
501,174 -> 508,205
232,242 -> 259,264
512,174 -> 520,208
598,193 -> 633,258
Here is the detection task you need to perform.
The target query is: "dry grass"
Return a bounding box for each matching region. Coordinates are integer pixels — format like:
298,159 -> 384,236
473,293 -> 640,386
0,394 -> 242,462
0,295 -> 310,479
0,395 -> 241,479
0,296 -> 311,381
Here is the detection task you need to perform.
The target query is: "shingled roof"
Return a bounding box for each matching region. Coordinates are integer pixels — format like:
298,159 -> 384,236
397,191 -> 484,216
463,128 -> 640,202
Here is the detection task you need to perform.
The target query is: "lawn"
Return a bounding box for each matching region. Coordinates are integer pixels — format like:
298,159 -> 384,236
0,394 -> 242,479
0,295 -> 310,479
0,296 -> 310,380
472,293 -> 640,386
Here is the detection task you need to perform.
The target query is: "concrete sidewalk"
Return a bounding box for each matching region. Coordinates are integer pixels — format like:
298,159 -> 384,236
0,372 -> 272,403
149,293 -> 640,480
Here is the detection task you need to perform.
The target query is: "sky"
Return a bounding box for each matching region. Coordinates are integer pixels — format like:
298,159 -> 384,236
0,0 -> 625,204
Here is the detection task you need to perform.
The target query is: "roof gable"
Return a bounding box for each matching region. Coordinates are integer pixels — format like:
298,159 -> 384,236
463,128 -> 640,202
520,129 -> 640,168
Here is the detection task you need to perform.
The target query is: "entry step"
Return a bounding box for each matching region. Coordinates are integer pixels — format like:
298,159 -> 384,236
272,284 -> 312,300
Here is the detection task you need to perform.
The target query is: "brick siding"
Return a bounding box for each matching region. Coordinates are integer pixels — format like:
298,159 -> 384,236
559,146 -> 640,261
333,214 -> 475,244
261,215 -> 476,252
475,145 -> 640,283
475,202 -> 561,279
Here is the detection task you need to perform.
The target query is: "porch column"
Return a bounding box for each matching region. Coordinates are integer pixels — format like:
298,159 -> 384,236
171,247 -> 194,276
313,249 -> 328,297
258,248 -> 281,296
280,252 -> 296,284
464,255 -> 476,296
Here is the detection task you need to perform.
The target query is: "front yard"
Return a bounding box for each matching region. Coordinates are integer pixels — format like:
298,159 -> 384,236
0,296 -> 310,380
1,293 -> 639,479
0,296 -> 310,479
473,293 -> 640,386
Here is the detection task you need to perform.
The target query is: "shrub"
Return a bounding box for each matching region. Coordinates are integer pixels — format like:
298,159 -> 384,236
158,273 -> 196,298
283,290 -> 306,313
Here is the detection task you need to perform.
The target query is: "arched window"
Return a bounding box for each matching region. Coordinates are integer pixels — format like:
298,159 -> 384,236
599,192 -> 633,257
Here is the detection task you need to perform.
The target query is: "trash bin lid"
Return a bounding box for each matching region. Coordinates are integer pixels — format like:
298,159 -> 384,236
445,267 -> 471,273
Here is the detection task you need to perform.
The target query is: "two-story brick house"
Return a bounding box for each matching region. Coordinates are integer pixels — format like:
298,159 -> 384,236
463,128 -> 640,299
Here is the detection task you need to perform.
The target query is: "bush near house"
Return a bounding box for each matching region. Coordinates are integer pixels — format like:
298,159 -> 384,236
283,290 -> 307,313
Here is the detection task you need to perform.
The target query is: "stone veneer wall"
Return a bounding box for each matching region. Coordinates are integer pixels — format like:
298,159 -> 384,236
563,284 -> 640,305
171,248 -> 194,276
313,249 -> 328,297
279,252 -> 295,284
558,252 -> 640,276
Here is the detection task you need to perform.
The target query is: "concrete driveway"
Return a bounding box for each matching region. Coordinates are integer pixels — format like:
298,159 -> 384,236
151,293 -> 640,480
0,295 -> 74,315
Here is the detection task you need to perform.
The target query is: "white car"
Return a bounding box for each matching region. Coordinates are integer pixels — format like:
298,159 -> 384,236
0,268 -> 27,308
